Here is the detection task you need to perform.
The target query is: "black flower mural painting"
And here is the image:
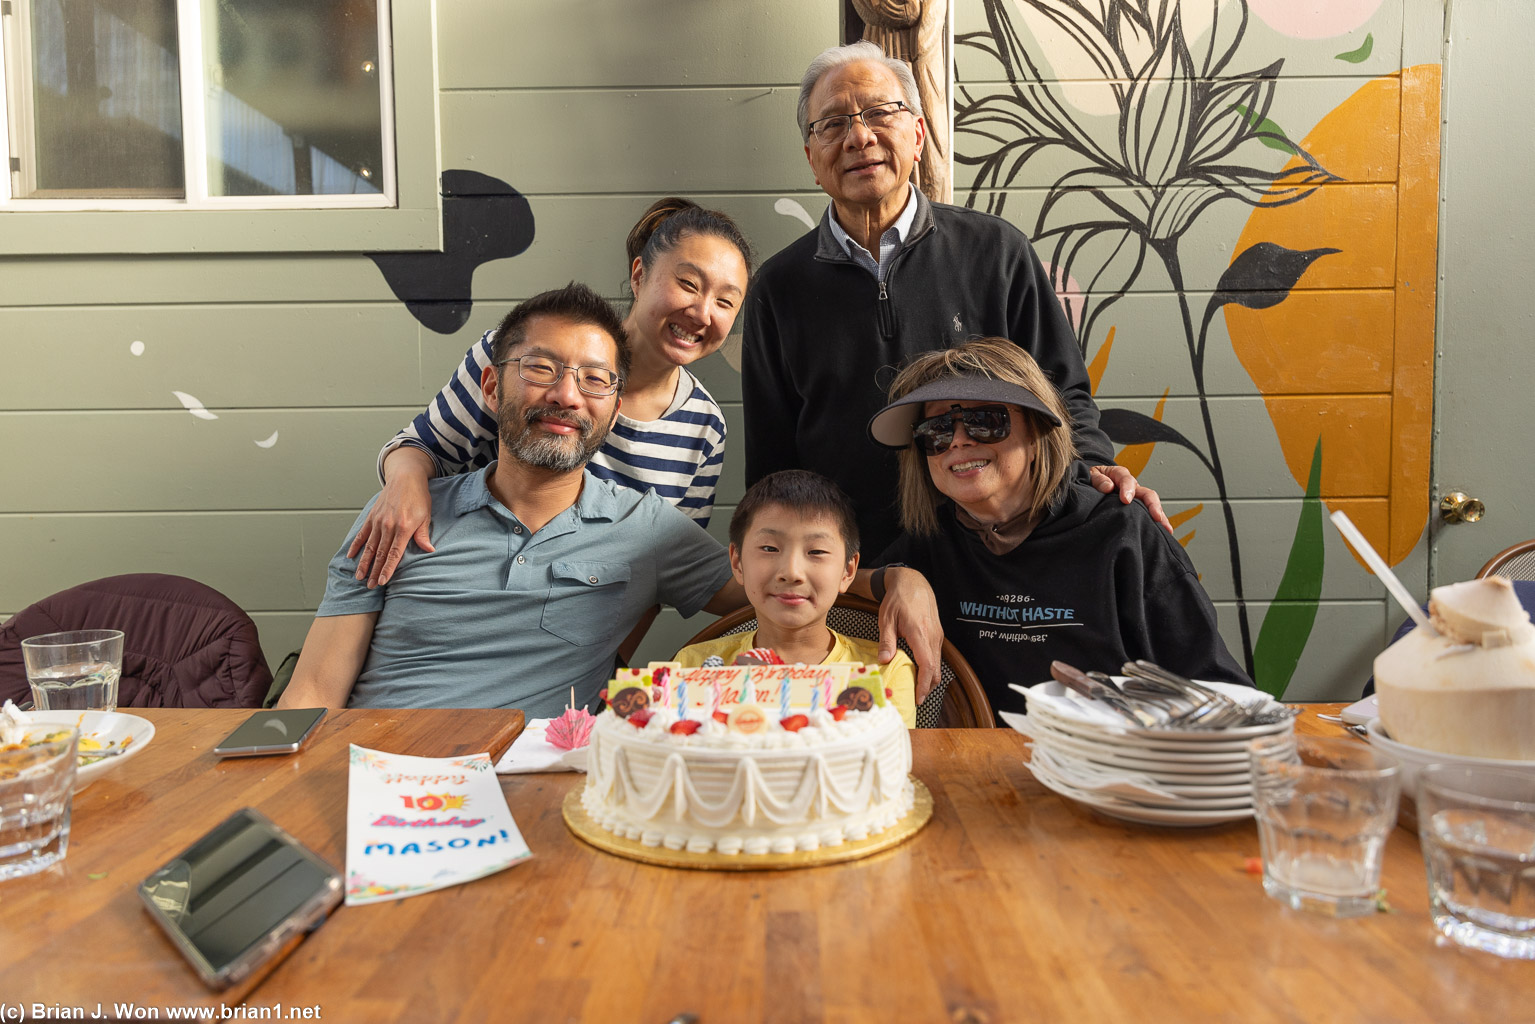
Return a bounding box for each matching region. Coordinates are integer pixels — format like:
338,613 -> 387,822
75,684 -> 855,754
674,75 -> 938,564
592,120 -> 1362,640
956,0 -> 1342,688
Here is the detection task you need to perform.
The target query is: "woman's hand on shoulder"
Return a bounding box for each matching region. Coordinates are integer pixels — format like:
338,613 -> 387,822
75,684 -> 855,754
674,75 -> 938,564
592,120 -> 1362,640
875,567 -> 943,703
350,447 -> 438,588
1089,465 -> 1170,532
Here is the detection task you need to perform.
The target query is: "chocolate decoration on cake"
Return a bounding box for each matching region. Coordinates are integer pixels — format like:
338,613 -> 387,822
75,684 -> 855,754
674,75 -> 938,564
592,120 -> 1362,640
836,686 -> 875,712
609,686 -> 652,719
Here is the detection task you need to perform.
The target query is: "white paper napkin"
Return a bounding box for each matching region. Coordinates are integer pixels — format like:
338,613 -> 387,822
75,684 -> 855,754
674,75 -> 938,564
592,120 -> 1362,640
493,719 -> 589,774
1009,683 -> 1129,728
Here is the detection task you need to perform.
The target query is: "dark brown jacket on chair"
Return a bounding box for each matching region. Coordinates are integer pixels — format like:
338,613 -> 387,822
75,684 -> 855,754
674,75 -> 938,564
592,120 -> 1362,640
0,574 -> 272,708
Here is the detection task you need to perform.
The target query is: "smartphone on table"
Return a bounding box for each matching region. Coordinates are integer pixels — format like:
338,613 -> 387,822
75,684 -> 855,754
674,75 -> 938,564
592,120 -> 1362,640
139,807 -> 343,990
212,708 -> 326,758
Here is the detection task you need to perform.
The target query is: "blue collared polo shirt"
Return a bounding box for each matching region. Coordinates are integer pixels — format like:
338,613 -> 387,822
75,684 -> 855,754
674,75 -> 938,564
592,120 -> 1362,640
317,465 -> 731,716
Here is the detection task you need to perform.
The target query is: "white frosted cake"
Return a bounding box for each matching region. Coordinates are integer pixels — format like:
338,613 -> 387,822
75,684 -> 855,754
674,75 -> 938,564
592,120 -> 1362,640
1374,577 -> 1535,759
582,703 -> 914,856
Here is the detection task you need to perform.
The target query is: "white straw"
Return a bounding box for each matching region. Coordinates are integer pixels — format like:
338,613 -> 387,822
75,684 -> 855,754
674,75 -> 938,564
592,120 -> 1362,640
1329,510 -> 1436,634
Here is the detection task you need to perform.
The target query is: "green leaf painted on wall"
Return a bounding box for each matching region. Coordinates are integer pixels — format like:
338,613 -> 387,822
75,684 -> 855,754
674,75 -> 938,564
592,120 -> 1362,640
1252,438 -> 1324,699
1230,103 -> 1297,154
1336,34 -> 1374,64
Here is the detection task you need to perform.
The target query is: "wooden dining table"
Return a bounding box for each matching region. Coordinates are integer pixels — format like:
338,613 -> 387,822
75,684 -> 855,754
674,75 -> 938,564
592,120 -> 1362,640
1,706 -> 1530,1023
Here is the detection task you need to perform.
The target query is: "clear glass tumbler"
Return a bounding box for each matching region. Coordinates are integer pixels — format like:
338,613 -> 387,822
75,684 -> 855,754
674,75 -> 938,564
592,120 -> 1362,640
1417,764 -> 1535,959
22,629 -> 125,712
1251,734 -> 1401,917
0,728 -> 79,880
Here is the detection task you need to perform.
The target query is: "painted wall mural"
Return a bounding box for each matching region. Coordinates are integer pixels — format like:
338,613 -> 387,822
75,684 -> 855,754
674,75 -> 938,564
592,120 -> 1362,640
368,169 -> 536,334
952,0 -> 1440,695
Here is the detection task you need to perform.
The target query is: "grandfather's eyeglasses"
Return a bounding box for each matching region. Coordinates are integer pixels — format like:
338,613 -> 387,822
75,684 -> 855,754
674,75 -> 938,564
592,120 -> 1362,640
807,101 -> 911,144
497,356 -> 621,397
912,404 -> 1012,456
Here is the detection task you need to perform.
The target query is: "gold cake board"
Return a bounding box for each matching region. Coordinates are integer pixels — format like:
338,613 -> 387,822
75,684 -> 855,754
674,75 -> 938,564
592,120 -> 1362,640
562,777 -> 933,871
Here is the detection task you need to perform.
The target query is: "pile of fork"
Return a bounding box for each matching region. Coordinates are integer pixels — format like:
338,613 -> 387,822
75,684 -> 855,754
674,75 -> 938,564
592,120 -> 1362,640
1050,661 -> 1298,731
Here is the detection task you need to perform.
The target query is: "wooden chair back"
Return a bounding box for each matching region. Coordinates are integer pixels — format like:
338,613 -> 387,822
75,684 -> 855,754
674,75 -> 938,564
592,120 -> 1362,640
1477,539 -> 1535,581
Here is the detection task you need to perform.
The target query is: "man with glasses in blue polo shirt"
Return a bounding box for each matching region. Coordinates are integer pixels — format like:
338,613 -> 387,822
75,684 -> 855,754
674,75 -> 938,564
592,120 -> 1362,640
279,283 -> 940,716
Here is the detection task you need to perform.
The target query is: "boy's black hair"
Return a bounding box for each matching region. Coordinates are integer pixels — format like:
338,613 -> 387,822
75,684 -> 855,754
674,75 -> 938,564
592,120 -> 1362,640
490,282 -> 631,390
729,470 -> 860,558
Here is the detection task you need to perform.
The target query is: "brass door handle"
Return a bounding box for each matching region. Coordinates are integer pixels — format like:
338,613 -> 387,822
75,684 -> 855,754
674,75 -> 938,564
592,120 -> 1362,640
1440,491 -> 1485,523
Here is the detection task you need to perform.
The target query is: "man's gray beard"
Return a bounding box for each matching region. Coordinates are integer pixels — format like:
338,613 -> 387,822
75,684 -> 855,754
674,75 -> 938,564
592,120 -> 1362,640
501,407 -> 604,472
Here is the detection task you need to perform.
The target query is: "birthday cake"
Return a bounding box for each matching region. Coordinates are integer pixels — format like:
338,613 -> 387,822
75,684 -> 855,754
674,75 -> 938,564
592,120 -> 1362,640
580,660 -> 915,855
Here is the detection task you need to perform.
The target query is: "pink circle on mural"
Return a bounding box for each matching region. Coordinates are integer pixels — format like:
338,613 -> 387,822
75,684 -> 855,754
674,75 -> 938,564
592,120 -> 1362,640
1248,0 -> 1383,40
1043,263 -> 1083,335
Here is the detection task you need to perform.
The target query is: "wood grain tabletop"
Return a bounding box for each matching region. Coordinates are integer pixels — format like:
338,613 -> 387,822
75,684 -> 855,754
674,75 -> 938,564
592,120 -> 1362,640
1,705 -> 1529,1024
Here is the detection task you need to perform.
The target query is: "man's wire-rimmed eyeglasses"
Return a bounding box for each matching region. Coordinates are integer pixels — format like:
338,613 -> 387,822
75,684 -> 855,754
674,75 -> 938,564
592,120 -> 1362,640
497,356 -> 621,397
806,101 -> 911,144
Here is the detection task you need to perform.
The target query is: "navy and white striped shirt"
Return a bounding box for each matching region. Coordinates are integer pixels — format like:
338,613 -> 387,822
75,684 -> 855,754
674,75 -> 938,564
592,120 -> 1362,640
378,330 -> 727,526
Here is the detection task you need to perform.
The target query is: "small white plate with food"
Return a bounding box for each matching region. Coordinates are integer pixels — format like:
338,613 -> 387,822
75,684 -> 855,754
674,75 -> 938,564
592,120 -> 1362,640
6,709 -> 156,790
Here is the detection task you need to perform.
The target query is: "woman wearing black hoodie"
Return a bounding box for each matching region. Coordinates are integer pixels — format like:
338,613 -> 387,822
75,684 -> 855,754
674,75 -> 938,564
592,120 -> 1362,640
868,338 -> 1251,723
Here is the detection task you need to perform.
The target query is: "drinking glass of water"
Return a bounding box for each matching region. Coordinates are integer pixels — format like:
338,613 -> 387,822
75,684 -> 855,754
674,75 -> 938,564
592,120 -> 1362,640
1418,764 -> 1535,959
1251,734 -> 1401,917
21,630 -> 124,711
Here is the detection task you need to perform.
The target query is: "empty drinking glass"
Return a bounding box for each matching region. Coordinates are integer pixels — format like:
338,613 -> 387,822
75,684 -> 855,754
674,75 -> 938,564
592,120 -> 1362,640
1251,734 -> 1401,917
22,630 -> 124,712
1417,764 -> 1535,959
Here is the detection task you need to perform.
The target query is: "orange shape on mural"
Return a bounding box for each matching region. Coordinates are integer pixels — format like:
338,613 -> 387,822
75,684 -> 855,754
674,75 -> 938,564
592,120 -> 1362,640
1225,66 -> 1441,566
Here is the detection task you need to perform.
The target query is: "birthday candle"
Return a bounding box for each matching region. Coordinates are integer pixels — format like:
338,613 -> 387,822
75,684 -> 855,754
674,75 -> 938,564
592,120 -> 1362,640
779,674 -> 791,720
810,685 -> 820,714
739,668 -> 750,703
712,680 -> 722,714
677,676 -> 687,716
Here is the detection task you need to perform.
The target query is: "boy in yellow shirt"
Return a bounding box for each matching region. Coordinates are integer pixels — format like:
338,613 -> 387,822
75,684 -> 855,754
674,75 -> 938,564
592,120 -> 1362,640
675,470 -> 918,727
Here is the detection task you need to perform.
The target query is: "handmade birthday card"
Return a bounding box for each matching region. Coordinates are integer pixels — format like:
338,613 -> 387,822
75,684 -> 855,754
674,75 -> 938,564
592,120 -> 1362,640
345,744 -> 532,905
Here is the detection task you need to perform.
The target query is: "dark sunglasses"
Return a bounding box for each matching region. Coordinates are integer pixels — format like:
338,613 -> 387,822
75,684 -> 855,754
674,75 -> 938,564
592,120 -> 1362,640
911,404 -> 1012,455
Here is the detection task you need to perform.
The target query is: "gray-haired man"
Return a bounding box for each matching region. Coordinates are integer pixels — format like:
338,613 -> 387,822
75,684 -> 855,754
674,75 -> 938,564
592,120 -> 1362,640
742,41 -> 1166,559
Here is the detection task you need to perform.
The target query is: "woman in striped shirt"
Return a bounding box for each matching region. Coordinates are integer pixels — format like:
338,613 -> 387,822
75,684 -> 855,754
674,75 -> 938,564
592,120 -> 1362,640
350,198 -> 754,586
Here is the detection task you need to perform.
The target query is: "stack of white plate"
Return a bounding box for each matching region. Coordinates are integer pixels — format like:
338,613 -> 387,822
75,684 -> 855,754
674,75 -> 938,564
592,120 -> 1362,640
1003,679 -> 1294,827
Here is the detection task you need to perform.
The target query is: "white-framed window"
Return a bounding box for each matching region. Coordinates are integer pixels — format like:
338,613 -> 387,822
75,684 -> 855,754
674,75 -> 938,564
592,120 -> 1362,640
0,0 -> 439,254
1,0 -> 394,208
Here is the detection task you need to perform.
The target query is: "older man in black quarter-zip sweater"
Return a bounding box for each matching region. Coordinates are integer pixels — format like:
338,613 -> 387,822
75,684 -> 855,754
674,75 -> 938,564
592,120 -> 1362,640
743,41 -> 1163,558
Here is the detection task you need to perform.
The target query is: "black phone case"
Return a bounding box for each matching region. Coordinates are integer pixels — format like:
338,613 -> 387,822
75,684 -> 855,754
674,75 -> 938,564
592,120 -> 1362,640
138,807 -> 342,990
